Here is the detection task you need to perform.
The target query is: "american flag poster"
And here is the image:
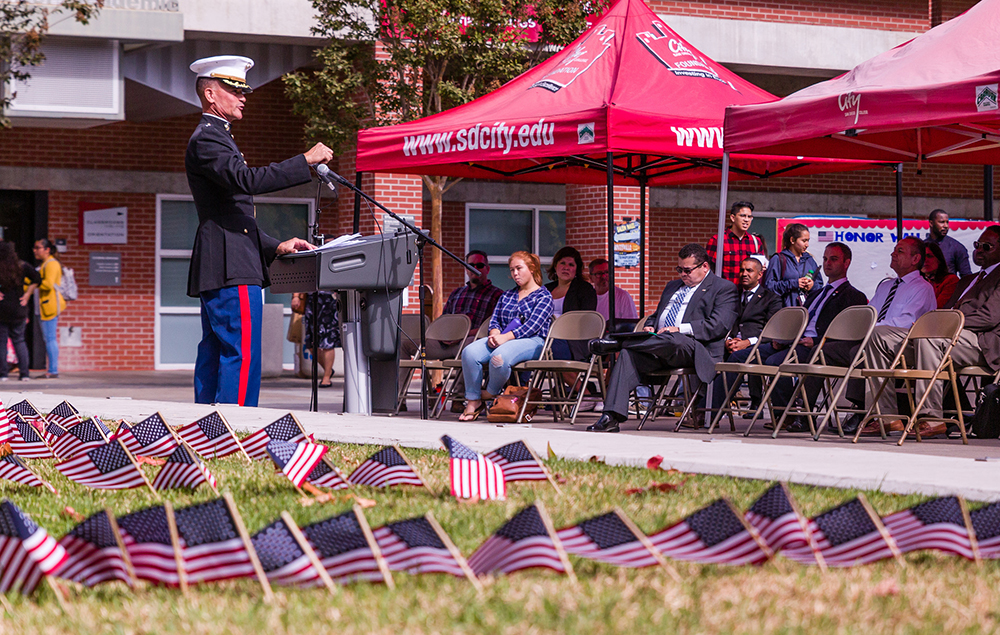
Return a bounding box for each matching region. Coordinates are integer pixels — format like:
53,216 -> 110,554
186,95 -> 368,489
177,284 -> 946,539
0,499 -> 68,594
467,503 -> 573,578
781,498 -> 898,567
176,411 -> 246,460
300,509 -> 391,586
241,413 -> 309,460
152,443 -> 218,492
441,435 -> 505,500
251,515 -> 332,590
348,445 -> 425,489
56,439 -> 153,492
57,509 -> 134,587
116,412 -> 178,458
305,455 -> 350,490
557,510 -> 661,568
485,440 -> 552,483
971,502 -> 1000,559
46,400 -> 82,429
744,483 -> 823,564
117,505 -> 180,586
881,496 -> 978,560
9,412 -> 56,459
373,516 -> 467,577
0,453 -> 57,493
648,499 -> 770,566
267,439 -> 328,488
49,416 -> 111,459
172,498 -> 258,585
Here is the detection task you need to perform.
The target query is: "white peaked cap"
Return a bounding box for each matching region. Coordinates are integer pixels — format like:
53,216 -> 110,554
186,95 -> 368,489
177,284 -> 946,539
751,254 -> 769,270
189,55 -> 255,92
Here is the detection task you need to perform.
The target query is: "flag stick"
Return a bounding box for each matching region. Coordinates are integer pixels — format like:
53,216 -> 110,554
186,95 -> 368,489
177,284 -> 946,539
534,500 -> 577,585
424,511 -> 483,594
44,577 -> 68,611
0,592 -> 12,615
523,439 -> 562,496
105,508 -> 138,589
958,496 -> 982,567
353,504 -> 395,590
723,498 -> 780,571
857,493 -> 905,567
163,501 -> 188,597
613,507 -> 681,583
290,413 -> 312,441
780,482 -> 827,572
181,440 -> 219,495
223,493 -> 275,603
280,511 -> 338,596
393,444 -> 434,495
115,437 -> 160,500
212,411 -> 253,464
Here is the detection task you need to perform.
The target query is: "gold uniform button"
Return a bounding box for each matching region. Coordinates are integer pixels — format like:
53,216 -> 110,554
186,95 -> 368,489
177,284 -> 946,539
243,229 -> 248,234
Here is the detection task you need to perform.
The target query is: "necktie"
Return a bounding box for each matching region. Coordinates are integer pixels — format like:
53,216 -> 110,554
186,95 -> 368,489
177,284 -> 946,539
661,286 -> 692,329
877,278 -> 902,322
808,285 -> 833,320
742,291 -> 752,310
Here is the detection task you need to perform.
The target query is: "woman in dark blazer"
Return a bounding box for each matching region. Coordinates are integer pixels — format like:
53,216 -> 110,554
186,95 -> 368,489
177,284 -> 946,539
545,246 -> 597,361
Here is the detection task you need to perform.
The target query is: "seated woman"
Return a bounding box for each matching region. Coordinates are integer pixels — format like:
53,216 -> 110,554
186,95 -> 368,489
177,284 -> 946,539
545,246 -> 597,361
922,241 -> 960,308
459,251 -> 553,421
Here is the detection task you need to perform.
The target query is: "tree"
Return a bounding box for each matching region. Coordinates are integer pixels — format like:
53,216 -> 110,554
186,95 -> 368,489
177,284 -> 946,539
285,0 -> 602,316
1,0 -> 103,126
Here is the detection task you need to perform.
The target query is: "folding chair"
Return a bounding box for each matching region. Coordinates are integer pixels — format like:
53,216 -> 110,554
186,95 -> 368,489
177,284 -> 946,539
396,314 -> 471,415
392,313 -> 429,414
514,311 -> 606,424
953,365 -> 1000,420
432,319 -> 491,418
858,309 -> 968,445
638,367 -> 698,431
770,305 -> 877,440
706,307 -> 809,436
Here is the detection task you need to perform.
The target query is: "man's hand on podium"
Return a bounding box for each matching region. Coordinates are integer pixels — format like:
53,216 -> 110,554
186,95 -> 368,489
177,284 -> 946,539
277,237 -> 316,255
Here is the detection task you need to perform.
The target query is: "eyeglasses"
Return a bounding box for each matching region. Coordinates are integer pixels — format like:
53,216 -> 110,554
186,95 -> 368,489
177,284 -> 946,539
468,262 -> 487,270
974,241 -> 997,252
591,270 -> 609,277
675,264 -> 704,275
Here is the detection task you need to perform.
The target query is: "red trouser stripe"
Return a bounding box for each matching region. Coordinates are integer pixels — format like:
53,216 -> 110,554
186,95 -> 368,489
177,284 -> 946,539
238,285 -> 251,406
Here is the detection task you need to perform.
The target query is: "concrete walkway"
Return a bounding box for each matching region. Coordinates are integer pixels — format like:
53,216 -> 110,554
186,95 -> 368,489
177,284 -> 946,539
5,370 -> 1000,501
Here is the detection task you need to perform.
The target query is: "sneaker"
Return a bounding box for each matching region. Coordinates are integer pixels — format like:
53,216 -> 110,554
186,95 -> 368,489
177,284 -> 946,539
0,377 -> 7,382
577,400 -> 596,412
18,376 -> 29,382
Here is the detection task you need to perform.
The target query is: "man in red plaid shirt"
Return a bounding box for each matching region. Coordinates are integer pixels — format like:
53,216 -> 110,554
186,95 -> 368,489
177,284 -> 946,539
706,201 -> 768,286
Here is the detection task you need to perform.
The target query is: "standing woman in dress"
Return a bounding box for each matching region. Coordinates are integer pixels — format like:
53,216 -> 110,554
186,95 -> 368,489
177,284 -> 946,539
33,238 -> 64,378
0,242 -> 40,381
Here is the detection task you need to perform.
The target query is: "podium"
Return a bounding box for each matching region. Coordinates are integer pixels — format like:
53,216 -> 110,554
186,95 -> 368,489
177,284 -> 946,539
270,232 -> 418,414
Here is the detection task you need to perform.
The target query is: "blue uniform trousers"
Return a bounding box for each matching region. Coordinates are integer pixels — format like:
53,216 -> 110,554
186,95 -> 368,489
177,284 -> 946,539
195,285 -> 263,407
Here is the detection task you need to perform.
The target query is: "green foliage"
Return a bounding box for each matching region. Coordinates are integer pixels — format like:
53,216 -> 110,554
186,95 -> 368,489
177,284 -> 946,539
0,0 -> 102,126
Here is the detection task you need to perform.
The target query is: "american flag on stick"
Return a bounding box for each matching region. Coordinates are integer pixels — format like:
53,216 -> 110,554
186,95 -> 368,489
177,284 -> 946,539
56,509 -> 136,588
0,499 -> 68,594
250,513 -> 338,594
467,502 -> 575,580
300,506 -> 394,587
304,455 -> 350,490
176,411 -> 249,462
267,439 -> 328,489
56,438 -> 157,494
881,496 -> 979,561
648,498 -> 772,566
46,401 -> 82,429
781,495 -> 903,567
0,452 -> 57,493
9,412 -> 57,459
348,445 -> 427,489
745,483 -> 826,570
556,508 -> 681,581
9,399 -> 45,428
241,413 -> 310,460
116,412 -> 179,458
971,501 -> 1000,559
116,505 -> 180,586
485,440 -> 559,491
151,442 -> 218,493
373,513 -> 480,588
441,435 -> 505,500
0,405 -> 10,443
49,416 -> 111,459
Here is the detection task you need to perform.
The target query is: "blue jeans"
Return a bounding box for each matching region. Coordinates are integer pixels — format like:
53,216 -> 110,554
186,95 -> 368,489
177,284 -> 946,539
462,336 -> 545,400
40,317 -> 58,374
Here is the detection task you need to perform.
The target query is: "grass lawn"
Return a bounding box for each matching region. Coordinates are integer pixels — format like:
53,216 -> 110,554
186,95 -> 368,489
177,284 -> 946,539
2,439 -> 999,635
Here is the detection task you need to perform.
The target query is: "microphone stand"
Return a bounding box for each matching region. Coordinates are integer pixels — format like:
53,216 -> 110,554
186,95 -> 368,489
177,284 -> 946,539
306,180 -> 330,413
321,170 -> 477,420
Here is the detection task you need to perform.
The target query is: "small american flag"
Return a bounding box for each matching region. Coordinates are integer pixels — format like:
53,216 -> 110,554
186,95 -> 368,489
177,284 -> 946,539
267,439 -> 328,488
9,413 -> 56,459
152,443 -> 218,492
173,498 -> 256,584
0,405 -> 10,442
116,412 -> 178,458
348,446 -> 424,488
485,440 -> 549,482
817,230 -> 835,242
241,413 -> 309,460
373,516 -> 465,577
301,511 -> 383,584
649,499 -> 769,565
177,412 -> 244,460
117,505 -> 180,586
881,496 -> 977,559
305,456 -> 350,490
50,416 -> 110,459
744,484 -> 814,554
9,399 -> 45,427
46,400 -> 82,429
971,502 -> 1000,559
56,510 -> 133,587
0,454 -> 56,493
557,511 -> 659,568
467,504 -> 569,576
441,435 -> 505,500
781,498 -> 896,567
56,439 -> 150,490
251,517 -> 321,587
0,499 -> 68,594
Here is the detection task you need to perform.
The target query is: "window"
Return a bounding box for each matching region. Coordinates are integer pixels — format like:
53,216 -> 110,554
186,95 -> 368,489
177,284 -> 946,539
466,204 -> 565,290
155,195 -> 312,369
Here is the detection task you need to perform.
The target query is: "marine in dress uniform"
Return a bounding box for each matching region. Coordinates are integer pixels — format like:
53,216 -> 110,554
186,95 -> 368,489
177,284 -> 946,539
185,55 -> 333,407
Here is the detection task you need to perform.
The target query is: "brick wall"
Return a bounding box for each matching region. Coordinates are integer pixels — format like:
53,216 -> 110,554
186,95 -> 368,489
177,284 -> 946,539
648,0 -> 929,31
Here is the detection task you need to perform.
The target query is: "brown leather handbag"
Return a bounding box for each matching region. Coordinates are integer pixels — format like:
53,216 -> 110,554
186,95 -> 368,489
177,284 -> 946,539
487,385 -> 543,423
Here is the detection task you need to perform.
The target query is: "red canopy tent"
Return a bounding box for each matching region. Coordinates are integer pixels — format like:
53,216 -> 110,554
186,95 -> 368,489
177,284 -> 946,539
356,0 -> 865,324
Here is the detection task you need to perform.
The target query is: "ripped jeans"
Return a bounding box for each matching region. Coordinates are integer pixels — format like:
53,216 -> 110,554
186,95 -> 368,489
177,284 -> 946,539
461,336 -> 546,401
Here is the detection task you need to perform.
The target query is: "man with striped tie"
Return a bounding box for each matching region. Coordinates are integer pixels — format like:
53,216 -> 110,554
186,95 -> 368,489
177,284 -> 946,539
587,244 -> 738,432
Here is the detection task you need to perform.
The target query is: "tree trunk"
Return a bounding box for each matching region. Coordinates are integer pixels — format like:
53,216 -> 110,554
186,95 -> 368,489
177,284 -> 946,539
425,176 -> 445,319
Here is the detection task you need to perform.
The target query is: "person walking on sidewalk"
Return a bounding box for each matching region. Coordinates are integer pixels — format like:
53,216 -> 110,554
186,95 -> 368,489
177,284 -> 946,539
33,238 -> 64,379
0,242 -> 39,381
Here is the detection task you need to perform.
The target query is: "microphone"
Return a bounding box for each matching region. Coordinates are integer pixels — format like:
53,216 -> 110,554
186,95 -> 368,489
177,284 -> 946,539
315,164 -> 349,189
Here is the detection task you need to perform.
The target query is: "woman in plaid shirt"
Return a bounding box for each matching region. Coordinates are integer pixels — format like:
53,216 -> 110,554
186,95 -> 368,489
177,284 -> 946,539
459,251 -> 553,421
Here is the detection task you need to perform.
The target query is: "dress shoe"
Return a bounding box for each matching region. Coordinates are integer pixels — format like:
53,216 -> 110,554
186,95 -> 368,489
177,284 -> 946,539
589,338 -> 622,356
679,412 -> 707,429
915,421 -> 948,439
839,413 -> 864,435
742,404 -> 760,420
780,416 -> 811,433
587,412 -> 623,432
859,419 -> 905,437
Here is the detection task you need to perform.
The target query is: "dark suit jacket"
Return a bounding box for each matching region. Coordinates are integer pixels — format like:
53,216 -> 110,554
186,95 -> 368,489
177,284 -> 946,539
944,267 -> 1000,371
644,272 -> 738,382
729,286 -> 782,341
804,280 -> 868,340
185,114 -> 312,296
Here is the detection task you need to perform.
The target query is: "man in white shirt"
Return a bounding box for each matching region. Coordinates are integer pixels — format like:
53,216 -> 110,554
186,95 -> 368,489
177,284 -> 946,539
588,258 -> 638,323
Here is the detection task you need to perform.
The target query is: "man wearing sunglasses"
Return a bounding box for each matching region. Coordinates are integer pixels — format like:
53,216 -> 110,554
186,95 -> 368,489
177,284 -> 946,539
587,244 -> 738,432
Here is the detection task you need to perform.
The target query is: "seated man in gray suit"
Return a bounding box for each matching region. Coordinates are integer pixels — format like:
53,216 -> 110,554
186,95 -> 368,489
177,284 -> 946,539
587,244 -> 738,433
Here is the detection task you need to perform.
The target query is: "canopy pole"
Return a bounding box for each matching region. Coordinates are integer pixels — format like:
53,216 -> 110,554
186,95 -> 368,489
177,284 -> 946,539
353,171 -> 363,234
639,173 -> 647,318
607,152 -> 616,334
715,153 -> 730,278
895,163 -> 903,241
985,166 -> 994,221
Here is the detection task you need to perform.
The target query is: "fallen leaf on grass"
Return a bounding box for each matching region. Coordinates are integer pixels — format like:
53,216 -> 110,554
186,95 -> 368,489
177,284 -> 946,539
554,474 -> 568,484
63,506 -> 85,522
625,479 -> 688,495
665,468 -> 682,476
588,456 -> 605,463
0,443 -> 10,457
134,456 -> 165,466
352,495 -> 377,508
873,579 -> 900,597
298,497 -> 316,507
646,456 -> 664,470
547,442 -> 557,460
457,495 -> 481,505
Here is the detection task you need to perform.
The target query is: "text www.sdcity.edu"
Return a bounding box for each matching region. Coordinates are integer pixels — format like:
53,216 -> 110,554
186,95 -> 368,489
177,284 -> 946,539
402,119 -> 555,157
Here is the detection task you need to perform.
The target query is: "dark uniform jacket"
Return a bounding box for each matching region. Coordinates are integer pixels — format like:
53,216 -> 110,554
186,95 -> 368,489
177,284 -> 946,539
728,285 -> 782,342
185,114 -> 312,297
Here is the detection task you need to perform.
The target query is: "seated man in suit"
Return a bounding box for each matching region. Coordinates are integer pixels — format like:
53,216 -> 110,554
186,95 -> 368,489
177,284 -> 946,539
587,244 -> 738,433
710,256 -> 782,414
